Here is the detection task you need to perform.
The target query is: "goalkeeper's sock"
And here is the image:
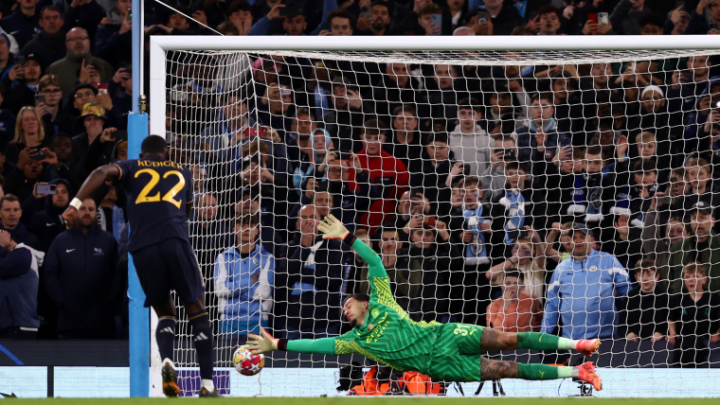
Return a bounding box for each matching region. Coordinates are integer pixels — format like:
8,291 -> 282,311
189,311 -> 214,380
516,332 -> 565,350
201,379 -> 215,391
517,363 -> 566,380
156,316 -> 177,365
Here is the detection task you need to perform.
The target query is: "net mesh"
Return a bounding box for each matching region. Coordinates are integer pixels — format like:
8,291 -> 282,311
161,48 -> 720,395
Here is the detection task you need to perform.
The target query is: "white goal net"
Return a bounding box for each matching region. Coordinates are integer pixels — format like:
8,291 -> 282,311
153,38 -> 720,397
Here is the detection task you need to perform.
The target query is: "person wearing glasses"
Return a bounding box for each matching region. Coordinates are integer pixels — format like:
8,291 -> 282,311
46,27 -> 114,95
35,74 -> 74,135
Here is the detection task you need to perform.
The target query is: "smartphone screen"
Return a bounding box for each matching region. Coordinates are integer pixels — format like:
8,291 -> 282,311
598,12 -> 609,25
98,83 -> 109,96
34,94 -> 46,106
587,13 -> 598,25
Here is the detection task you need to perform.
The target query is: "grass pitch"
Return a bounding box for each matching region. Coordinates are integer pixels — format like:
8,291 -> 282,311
6,398 -> 718,404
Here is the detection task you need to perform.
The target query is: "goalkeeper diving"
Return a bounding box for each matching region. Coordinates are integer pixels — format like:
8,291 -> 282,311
248,215 -> 603,389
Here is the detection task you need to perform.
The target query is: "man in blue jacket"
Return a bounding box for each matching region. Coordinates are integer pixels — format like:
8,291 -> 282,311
214,214 -> 275,336
43,198 -> 120,339
541,224 -> 631,339
0,223 -> 41,339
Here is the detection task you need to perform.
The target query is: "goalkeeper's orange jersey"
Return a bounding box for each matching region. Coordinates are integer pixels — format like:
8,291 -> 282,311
286,239 -> 447,375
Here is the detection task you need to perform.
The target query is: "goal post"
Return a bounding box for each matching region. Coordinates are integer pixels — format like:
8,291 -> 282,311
146,35 -> 720,397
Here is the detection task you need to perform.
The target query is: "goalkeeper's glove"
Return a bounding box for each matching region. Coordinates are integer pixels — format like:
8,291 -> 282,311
246,327 -> 283,355
318,214 -> 350,240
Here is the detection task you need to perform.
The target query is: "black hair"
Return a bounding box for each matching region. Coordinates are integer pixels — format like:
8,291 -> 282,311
49,132 -> 72,144
344,293 -> 370,304
141,135 -> 168,155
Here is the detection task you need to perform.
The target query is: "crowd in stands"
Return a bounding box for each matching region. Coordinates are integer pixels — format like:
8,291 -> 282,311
0,0 -> 719,368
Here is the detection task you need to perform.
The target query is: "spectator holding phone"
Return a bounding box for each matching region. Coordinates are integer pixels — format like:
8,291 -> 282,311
609,0 -> 654,35
3,106 -> 47,166
479,135 -> 516,202
684,0 -> 720,35
4,53 -> 44,117
514,92 -> 568,177
36,75 -> 73,136
46,27 -> 114,96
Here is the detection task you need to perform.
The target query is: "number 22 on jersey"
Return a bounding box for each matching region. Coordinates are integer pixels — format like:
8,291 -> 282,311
134,168 -> 186,209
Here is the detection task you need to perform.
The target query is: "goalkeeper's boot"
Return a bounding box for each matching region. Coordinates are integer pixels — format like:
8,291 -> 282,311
198,387 -> 222,397
161,363 -> 180,397
576,339 -> 601,357
577,362 -> 602,391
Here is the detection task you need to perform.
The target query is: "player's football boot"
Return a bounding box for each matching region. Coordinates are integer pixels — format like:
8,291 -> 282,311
577,361 -> 602,391
198,387 -> 222,397
575,338 -> 601,356
161,363 -> 180,398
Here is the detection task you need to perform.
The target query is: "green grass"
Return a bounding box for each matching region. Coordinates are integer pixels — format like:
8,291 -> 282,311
6,399 -> 719,404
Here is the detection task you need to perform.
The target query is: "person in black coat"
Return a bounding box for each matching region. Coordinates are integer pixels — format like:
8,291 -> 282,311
0,193 -> 38,249
43,198 -> 120,339
19,5 -> 69,68
23,178 -> 72,252
275,205 -> 344,339
618,259 -> 669,342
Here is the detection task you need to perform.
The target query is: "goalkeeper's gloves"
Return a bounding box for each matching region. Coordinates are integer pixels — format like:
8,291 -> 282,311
247,327 -> 287,354
318,214 -> 350,240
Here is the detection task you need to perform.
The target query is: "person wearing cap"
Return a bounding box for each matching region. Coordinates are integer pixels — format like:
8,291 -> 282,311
20,5 -> 67,69
541,223 -> 630,340
668,201 -> 720,294
71,102 -> 117,178
4,53 -> 43,116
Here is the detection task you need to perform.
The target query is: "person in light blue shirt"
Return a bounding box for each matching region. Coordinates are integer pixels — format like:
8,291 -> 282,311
541,224 -> 631,339
214,213 -> 275,336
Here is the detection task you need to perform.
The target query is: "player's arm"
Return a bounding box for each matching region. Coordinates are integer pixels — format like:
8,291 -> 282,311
247,328 -> 341,355
61,164 -> 121,227
317,215 -> 385,278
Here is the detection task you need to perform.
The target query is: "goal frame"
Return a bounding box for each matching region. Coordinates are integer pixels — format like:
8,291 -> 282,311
145,34 -> 720,397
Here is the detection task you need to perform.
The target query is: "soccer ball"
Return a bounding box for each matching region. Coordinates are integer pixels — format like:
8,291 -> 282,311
233,345 -> 264,376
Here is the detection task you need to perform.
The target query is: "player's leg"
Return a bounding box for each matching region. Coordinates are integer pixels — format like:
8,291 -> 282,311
480,327 -> 600,356
131,244 -> 180,397
151,300 -> 181,397
479,357 -> 602,390
166,239 -> 219,397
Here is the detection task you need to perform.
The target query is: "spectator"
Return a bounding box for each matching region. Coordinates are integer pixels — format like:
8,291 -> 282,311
44,198 -> 119,338
619,258 -> 669,343
421,64 -> 463,128
488,161 -> 535,253
479,135 -> 516,201
93,183 -> 125,241
20,5 -> 67,68
486,270 -> 542,332
46,27 -> 114,96
357,120 -> 409,230
0,193 -> 37,248
71,103 -> 116,178
685,0 -> 720,35
256,83 -> 294,142
322,77 -> 365,153
314,9 -> 355,36
4,152 -> 44,202
249,5 -> 307,36
44,132 -> 82,191
26,180 -> 71,252
411,132 -> 458,212
234,187 -> 285,259
191,193 -> 231,294
542,224 -> 630,339
483,0 -> 523,35
378,227 -> 418,312
451,176 -> 492,324
487,229 -> 547,301
227,0 -> 254,35
412,3 -> 445,36
94,0 -> 132,68
665,7 -> 690,35
382,104 -> 423,174
214,214 -> 275,336
0,84 -> 15,151
514,92 -> 567,176
278,205 -> 343,338
314,150 -> 374,229
668,201 -> 720,294
667,262 -> 720,367
610,0 -> 654,35
408,222 -> 452,322
365,63 -> 420,126
356,1 -> 392,36
0,34 -> 15,83
4,53 -> 43,117
538,5 -> 563,35
37,74 -> 73,136
0,223 -> 41,339
1,0 -> 41,49
449,97 -> 492,177
4,106 -> 47,165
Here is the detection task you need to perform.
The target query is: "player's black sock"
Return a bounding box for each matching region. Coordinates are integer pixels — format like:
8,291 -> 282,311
156,316 -> 177,364
188,311 -> 214,380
